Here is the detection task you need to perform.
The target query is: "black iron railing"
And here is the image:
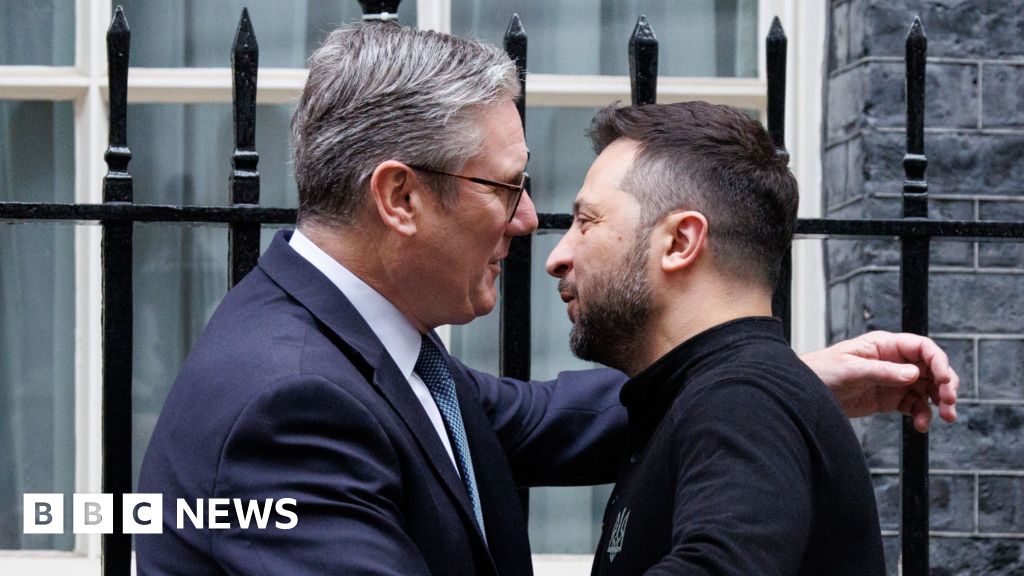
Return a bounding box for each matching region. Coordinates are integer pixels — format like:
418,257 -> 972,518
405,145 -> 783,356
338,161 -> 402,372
2,4 -> 1024,575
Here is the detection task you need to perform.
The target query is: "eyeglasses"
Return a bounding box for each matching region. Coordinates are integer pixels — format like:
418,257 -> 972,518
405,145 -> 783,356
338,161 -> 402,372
408,164 -> 527,223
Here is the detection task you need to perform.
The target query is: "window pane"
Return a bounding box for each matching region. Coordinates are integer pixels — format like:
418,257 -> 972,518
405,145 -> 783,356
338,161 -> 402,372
133,225 -> 228,490
127,103 -> 298,208
0,1 -> 74,65
0,101 -> 76,551
523,107 -> 600,214
119,0 -> 417,68
452,0 -> 757,77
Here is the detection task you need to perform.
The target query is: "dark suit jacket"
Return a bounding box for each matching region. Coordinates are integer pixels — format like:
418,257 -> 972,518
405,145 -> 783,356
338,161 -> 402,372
136,230 -> 628,576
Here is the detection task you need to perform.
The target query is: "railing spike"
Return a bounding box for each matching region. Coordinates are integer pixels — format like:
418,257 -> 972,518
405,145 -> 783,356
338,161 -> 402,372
231,6 -> 259,189
629,15 -> 658,106
768,15 -> 784,41
359,0 -> 402,22
766,15 -> 791,340
908,16 -> 925,39
507,12 -> 526,36
104,5 -> 131,184
765,15 -> 788,159
905,17 -> 927,159
229,7 -> 261,287
500,12 -> 532,406
234,8 -> 258,57
110,5 -> 128,32
504,13 -> 528,126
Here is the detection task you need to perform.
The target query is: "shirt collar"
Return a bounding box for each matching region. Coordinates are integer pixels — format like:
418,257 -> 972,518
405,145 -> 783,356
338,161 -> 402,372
620,316 -> 785,448
288,229 -> 422,379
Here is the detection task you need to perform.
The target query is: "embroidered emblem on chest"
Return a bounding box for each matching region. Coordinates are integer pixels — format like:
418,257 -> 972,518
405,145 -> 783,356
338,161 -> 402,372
607,507 -> 630,563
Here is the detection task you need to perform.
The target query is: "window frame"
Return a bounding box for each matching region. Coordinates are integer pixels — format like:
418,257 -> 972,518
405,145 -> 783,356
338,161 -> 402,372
0,0 -> 825,573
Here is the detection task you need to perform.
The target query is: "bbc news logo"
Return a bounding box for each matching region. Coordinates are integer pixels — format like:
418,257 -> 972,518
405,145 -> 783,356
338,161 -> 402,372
23,494 -> 298,534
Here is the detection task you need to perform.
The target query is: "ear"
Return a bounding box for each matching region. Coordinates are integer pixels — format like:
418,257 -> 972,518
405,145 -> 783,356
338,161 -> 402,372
658,210 -> 709,273
369,160 -> 422,236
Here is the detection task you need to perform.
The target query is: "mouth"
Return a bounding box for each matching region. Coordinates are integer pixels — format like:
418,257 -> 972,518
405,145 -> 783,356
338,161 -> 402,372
558,287 -> 578,322
487,258 -> 503,275
488,250 -> 509,271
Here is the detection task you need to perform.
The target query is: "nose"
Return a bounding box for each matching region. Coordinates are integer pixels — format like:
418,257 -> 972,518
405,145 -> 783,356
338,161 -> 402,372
506,189 -> 539,237
545,232 -> 573,279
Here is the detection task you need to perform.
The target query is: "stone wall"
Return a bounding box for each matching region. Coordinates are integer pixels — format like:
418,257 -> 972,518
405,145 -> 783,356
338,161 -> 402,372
825,1 -> 1024,573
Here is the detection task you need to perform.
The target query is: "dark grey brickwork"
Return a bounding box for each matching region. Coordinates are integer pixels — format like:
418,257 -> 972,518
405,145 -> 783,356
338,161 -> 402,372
825,1 -> 1024,573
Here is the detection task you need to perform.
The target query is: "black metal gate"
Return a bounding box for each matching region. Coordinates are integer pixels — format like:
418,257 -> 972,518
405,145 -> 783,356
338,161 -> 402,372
2,3 -> 1024,575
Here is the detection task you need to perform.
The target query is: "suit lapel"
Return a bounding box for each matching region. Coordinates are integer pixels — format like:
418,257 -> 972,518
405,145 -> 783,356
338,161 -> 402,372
370,352 -> 489,547
258,231 -> 491,556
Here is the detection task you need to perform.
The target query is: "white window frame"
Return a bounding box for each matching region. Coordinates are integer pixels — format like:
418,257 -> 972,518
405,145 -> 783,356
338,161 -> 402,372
0,0 -> 825,573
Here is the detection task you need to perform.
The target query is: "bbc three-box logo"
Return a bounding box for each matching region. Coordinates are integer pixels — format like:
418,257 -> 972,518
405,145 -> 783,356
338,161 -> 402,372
23,494 -> 298,534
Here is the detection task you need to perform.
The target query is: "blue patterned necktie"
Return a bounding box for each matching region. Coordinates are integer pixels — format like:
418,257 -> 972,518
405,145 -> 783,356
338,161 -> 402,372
415,334 -> 486,537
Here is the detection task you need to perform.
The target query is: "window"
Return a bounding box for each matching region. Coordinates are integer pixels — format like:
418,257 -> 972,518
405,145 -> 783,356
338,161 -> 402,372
0,1 -> 823,573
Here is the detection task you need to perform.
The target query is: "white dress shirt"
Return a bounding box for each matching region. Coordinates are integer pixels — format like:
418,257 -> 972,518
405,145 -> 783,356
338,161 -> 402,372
289,229 -> 459,472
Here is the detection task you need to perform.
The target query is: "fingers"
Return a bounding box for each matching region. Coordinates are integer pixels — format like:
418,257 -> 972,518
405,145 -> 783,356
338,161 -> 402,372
938,366 -> 959,423
896,391 -> 933,433
847,356 -> 921,388
939,400 -> 958,423
867,331 -> 956,386
864,331 -> 960,421
940,365 -> 960,406
912,394 -> 933,433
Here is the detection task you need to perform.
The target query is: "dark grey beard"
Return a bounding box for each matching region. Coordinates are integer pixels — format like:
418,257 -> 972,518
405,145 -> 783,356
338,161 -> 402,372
568,237 -> 654,373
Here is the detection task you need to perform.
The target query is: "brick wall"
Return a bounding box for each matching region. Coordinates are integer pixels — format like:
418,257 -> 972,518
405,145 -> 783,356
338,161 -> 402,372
825,1 -> 1024,573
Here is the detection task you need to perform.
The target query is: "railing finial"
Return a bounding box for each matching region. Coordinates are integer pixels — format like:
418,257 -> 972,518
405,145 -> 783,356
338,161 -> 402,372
629,15 -> 658,107
766,16 -> 788,161
104,5 -> 132,198
230,7 -> 262,287
231,6 -> 260,193
504,13 -> 528,127
359,0 -> 402,22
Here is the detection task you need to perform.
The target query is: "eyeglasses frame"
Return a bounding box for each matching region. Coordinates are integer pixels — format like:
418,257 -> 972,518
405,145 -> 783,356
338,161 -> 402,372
407,164 -> 527,223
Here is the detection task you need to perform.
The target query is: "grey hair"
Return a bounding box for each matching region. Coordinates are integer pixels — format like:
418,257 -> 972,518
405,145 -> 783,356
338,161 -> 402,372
291,22 -> 521,227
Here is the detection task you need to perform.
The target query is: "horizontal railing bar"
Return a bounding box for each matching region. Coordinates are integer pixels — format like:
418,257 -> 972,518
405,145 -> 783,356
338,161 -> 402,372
537,214 -> 1024,240
0,202 -> 296,224
3,204 -> 1024,240
872,468 -> 1024,476
799,218 -> 1024,239
881,530 -> 1024,540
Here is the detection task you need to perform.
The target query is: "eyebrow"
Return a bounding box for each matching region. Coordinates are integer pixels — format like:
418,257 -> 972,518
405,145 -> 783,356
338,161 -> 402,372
572,199 -> 594,217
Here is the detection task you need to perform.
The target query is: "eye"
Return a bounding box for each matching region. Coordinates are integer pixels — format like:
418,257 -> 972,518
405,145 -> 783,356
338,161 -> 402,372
574,214 -> 594,234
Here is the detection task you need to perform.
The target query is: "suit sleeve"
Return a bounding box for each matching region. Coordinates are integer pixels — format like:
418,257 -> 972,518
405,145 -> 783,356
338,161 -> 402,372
460,366 -> 630,487
645,379 -> 813,576
210,375 -> 431,576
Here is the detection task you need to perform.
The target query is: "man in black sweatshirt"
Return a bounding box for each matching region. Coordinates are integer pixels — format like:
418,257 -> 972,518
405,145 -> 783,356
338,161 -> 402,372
545,101 -> 887,576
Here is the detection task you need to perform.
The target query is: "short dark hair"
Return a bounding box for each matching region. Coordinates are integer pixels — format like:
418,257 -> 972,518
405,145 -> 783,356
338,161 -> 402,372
587,101 -> 798,288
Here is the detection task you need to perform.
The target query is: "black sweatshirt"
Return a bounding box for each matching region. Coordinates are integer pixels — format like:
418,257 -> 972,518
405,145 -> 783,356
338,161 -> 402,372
591,317 -> 885,576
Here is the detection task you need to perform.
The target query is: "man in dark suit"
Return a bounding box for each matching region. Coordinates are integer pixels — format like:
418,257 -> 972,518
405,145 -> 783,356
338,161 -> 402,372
136,22 -> 958,575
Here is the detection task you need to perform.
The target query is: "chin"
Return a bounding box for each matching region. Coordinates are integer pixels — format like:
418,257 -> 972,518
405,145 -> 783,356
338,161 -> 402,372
470,287 -> 499,318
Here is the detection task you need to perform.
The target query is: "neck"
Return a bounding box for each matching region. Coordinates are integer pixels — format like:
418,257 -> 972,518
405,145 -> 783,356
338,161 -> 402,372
298,221 -> 432,333
629,276 -> 773,377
